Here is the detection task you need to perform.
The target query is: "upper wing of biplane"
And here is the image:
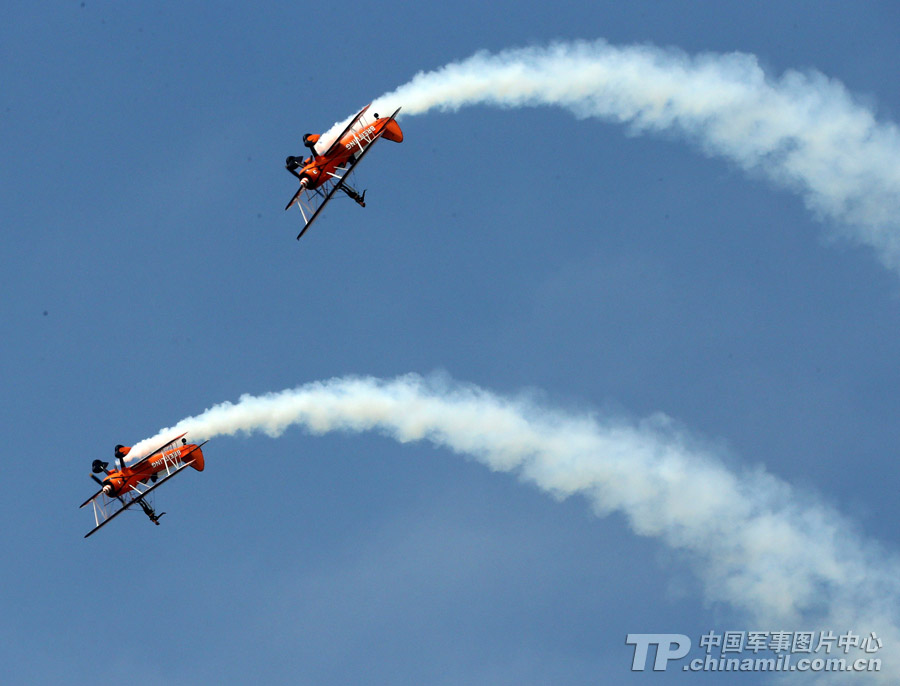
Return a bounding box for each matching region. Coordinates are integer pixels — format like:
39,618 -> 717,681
127,432 -> 188,470
82,440 -> 206,538
79,486 -> 105,510
319,103 -> 371,158
291,107 -> 402,240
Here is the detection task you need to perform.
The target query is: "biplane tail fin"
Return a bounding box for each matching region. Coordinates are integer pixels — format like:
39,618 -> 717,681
185,443 -> 206,472
381,117 -> 403,143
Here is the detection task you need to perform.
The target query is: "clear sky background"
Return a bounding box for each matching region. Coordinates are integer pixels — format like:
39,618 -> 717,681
3,2 -> 900,684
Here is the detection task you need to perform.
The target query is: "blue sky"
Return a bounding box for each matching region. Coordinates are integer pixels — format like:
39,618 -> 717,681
3,2 -> 900,684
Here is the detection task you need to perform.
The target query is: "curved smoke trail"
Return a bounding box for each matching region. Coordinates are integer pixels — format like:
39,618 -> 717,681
322,40 -> 900,273
129,373 -> 900,681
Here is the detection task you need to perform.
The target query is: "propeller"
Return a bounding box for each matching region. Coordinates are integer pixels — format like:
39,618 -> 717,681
90,472 -> 115,496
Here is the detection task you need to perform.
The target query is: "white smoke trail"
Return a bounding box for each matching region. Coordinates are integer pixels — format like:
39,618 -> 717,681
320,40 -> 900,273
132,373 -> 899,681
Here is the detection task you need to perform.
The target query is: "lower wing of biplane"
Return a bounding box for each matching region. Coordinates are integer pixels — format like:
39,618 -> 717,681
286,107 -> 402,240
81,439 -> 207,538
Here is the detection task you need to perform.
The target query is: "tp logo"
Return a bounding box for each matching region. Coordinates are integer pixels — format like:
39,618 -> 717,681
626,634 -> 691,671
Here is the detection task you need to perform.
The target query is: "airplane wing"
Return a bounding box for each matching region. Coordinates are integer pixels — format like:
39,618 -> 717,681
294,107 -> 402,240
295,174 -> 351,240
78,487 -> 104,509
83,441 -> 206,538
127,432 -> 188,469
319,103 -> 371,158
284,184 -> 306,211
339,106 -> 400,160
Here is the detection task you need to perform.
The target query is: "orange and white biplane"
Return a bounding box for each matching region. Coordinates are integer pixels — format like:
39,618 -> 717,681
80,433 -> 207,538
285,103 -> 403,239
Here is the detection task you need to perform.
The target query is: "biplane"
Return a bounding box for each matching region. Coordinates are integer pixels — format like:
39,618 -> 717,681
285,103 -> 403,239
80,433 -> 207,538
